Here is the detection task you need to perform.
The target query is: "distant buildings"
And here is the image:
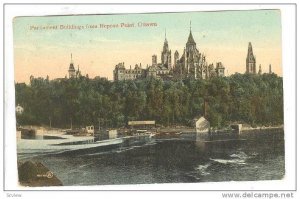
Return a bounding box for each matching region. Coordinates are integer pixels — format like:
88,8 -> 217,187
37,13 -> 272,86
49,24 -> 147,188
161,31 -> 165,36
113,24 -> 226,81
113,63 -> 146,81
68,53 -> 81,78
64,30 -> 276,81
173,27 -> 219,80
246,42 -> 274,75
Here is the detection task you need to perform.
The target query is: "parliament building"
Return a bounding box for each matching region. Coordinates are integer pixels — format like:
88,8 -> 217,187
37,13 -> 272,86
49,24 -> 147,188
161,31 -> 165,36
113,25 -> 225,81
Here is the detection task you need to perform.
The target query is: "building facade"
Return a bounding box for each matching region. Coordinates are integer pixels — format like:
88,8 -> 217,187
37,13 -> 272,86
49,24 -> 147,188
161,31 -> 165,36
173,28 -> 209,79
113,62 -> 147,81
113,25 -> 226,81
216,62 -> 225,77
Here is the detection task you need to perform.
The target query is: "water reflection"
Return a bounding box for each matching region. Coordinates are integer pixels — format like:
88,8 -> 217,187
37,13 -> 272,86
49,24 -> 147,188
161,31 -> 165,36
22,131 -> 284,185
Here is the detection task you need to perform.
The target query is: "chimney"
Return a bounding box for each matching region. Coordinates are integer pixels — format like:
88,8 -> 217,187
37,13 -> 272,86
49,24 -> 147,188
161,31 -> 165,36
203,99 -> 208,118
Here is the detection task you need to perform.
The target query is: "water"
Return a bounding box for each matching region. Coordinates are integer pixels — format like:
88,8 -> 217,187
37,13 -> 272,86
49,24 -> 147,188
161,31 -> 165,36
19,131 -> 284,186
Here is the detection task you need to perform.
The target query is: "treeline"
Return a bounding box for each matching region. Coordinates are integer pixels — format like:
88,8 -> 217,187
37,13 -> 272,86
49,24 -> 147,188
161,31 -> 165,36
15,73 -> 283,128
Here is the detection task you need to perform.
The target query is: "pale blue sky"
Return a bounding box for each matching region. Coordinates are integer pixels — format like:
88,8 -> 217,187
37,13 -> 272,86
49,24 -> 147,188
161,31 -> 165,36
14,10 -> 282,82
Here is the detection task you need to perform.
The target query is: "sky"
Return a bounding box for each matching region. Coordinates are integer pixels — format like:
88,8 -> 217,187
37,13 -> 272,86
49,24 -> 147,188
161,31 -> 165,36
13,10 -> 282,83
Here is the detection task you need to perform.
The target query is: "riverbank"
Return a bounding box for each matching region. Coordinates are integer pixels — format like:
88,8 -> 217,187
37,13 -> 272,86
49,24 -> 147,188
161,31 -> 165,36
16,124 -> 284,156
20,129 -> 284,186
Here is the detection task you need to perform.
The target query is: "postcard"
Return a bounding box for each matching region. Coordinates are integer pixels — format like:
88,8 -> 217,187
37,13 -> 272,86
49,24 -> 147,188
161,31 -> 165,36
13,10 -> 284,187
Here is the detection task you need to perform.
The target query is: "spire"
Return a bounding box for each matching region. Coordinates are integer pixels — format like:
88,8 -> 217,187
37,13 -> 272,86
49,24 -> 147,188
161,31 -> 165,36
68,53 -> 75,78
246,42 -> 256,74
186,21 -> 196,46
69,53 -> 75,71
248,43 -> 253,55
70,53 -> 73,63
247,42 -> 255,62
164,28 -> 168,44
162,29 -> 169,52
248,42 -> 252,51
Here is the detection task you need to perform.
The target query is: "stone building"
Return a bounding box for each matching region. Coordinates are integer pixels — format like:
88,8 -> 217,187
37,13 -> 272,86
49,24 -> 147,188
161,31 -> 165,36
113,24 -> 226,81
216,62 -> 225,77
246,42 -> 256,74
113,34 -> 173,81
245,43 -> 275,76
68,53 -> 81,78
148,32 -> 173,79
173,26 -> 211,79
161,32 -> 172,69
113,62 -> 146,81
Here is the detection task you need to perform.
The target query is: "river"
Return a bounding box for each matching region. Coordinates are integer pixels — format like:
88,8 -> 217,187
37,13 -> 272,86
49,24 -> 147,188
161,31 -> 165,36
18,130 -> 284,186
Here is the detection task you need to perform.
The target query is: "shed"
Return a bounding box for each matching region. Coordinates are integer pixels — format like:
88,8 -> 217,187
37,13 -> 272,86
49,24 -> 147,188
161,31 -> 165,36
128,121 -> 156,129
230,124 -> 243,134
194,116 -> 210,133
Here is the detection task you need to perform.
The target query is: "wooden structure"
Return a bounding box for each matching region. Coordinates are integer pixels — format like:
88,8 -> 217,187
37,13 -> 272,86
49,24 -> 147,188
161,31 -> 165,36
128,121 -> 156,130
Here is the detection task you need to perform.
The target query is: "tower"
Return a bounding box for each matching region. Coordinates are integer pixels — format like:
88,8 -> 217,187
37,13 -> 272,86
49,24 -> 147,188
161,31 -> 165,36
186,21 -> 196,53
68,53 -> 76,78
174,50 -> 179,68
269,64 -> 272,74
76,65 -> 81,77
184,21 -> 200,78
161,29 -> 172,69
258,64 -> 262,75
216,62 -> 225,77
246,42 -> 256,74
152,55 -> 157,66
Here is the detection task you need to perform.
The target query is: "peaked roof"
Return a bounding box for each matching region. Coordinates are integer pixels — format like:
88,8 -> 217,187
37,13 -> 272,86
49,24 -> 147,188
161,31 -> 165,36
69,53 -> 75,71
247,42 -> 255,62
187,30 -> 196,45
69,63 -> 75,71
162,37 -> 169,52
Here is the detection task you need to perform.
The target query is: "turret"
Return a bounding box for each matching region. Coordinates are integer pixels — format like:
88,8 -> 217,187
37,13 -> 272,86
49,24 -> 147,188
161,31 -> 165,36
258,64 -> 262,75
216,62 -> 225,77
68,53 -> 76,78
161,29 -> 172,69
174,50 -> 179,67
152,55 -> 157,66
